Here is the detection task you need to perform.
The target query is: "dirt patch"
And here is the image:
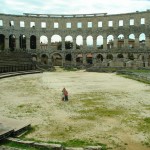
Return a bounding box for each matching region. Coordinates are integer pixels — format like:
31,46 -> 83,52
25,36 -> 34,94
0,70 -> 150,149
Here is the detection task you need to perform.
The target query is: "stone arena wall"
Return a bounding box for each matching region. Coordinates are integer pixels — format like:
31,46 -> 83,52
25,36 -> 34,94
0,10 -> 150,68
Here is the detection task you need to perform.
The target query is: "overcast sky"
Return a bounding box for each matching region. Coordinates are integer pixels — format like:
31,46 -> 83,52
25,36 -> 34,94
0,0 -> 150,15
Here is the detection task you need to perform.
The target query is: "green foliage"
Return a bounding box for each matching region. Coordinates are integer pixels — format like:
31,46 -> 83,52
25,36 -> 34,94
117,69 -> 150,84
17,103 -> 41,114
64,66 -> 78,71
1,140 -> 38,150
138,117 -> 150,135
144,117 -> 150,124
61,139 -> 107,149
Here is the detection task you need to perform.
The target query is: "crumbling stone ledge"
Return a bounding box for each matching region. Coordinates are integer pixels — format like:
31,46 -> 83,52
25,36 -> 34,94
6,138 -> 102,150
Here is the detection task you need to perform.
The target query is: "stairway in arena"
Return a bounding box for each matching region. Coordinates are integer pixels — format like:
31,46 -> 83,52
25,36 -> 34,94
0,51 -> 36,73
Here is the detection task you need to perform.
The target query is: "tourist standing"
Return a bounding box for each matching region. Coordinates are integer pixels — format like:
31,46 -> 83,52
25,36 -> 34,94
62,88 -> 68,101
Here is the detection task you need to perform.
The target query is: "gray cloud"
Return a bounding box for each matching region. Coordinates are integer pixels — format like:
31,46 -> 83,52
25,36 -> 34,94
0,0 -> 150,15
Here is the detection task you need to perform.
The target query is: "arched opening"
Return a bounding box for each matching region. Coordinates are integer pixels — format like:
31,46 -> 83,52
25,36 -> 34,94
86,36 -> 93,48
52,53 -> 62,66
76,54 -> 83,65
76,35 -> 83,49
51,35 -> 62,50
65,54 -> 72,63
41,54 -> 48,64
118,34 -> 124,48
129,34 -> 135,48
107,35 -> 114,49
97,35 -> 103,49
139,33 -> 146,48
40,35 -> 48,50
128,53 -> 134,60
106,54 -> 113,67
65,36 -> 73,49
30,35 -> 36,49
117,54 -> 124,58
9,34 -> 16,51
96,54 -> 103,63
86,53 -> 93,64
19,34 -> 26,50
0,34 -> 5,50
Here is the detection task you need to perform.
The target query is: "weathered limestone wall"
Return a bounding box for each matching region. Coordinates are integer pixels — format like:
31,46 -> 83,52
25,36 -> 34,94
0,10 -> 150,68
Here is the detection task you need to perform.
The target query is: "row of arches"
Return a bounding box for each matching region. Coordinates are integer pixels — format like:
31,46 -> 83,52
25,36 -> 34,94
33,52 -> 150,67
0,33 -> 147,51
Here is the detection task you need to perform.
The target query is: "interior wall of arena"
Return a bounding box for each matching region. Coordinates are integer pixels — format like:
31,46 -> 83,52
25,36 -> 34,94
0,10 -> 150,68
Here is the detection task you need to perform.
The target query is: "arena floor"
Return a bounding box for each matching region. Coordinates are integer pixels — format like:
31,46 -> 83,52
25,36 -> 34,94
0,70 -> 150,150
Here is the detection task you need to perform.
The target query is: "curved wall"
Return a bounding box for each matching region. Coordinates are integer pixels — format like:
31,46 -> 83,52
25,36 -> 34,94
0,10 -> 150,68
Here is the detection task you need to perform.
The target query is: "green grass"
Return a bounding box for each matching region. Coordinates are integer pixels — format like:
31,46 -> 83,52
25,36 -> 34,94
1,140 -> 39,150
117,68 -> 150,84
63,67 -> 79,71
16,103 -> 41,114
138,117 -> 150,133
61,139 -> 107,149
71,92 -> 124,120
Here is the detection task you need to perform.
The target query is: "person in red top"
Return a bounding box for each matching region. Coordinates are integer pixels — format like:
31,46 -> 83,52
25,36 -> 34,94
62,88 -> 68,101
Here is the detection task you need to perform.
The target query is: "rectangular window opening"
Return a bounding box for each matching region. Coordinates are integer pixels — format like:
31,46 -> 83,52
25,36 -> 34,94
0,20 -> 3,26
108,21 -> 113,27
88,22 -> 92,28
119,20 -> 123,26
30,22 -> 35,28
54,22 -> 59,28
66,22 -> 71,28
130,19 -> 134,26
77,22 -> 82,28
41,22 -> 46,28
98,21 -> 102,27
141,18 -> 145,25
20,21 -> 25,27
10,21 -> 14,26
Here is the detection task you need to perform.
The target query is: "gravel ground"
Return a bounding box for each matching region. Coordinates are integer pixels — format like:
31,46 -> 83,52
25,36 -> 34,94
0,70 -> 150,150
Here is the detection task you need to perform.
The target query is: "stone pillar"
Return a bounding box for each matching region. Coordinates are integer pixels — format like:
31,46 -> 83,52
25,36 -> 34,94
62,38 -> 65,51
83,54 -> 87,65
26,37 -> 30,50
72,53 -> 76,66
145,36 -> 150,48
61,53 -> 65,66
144,56 -> 149,67
15,38 -> 20,50
5,37 -> 9,49
123,53 -> 128,60
103,37 -> 107,50
134,37 -> 139,48
48,58 -> 52,65
102,54 -> 107,67
113,37 -> 118,48
113,53 -> 118,61
124,39 -> 128,48
92,54 -> 96,66
73,38 -> 76,50
36,37 -> 40,50
83,37 -> 87,49
93,37 -> 97,49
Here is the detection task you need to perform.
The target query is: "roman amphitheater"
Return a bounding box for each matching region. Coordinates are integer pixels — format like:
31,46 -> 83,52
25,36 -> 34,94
0,10 -> 150,69
0,10 -> 150,150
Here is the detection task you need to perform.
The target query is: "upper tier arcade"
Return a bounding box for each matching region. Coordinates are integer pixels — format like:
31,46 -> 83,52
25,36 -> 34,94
0,10 -> 150,51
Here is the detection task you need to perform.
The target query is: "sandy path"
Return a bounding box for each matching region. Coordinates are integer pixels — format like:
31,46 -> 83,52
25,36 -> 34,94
0,70 -> 150,150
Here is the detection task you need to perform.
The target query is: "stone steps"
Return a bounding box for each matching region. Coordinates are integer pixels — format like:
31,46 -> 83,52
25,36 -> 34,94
0,70 -> 42,79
